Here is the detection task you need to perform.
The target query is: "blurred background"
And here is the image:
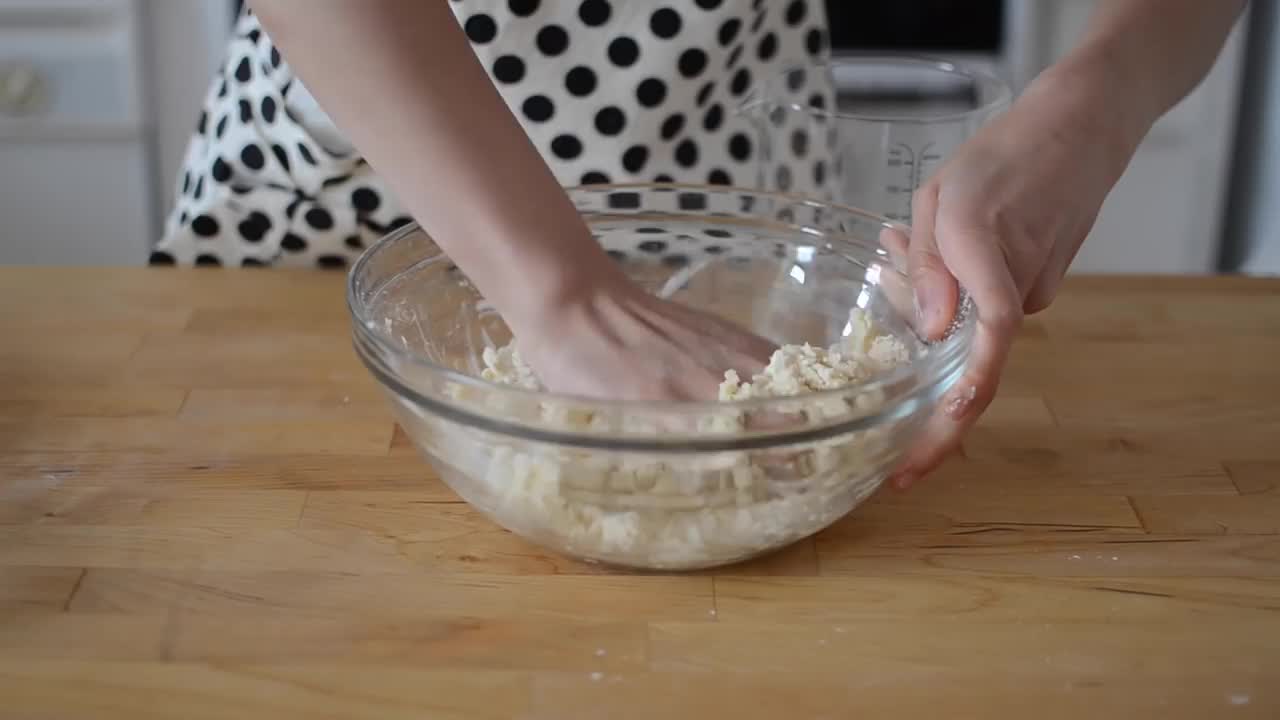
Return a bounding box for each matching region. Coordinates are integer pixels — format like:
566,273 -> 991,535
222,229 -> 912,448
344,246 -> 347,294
0,0 -> 1275,274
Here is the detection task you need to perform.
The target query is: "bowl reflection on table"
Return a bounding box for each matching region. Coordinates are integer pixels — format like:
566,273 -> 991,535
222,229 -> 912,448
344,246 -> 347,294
347,185 -> 973,570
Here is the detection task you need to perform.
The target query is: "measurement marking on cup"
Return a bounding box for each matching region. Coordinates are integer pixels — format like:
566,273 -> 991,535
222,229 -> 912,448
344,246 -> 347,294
885,142 -> 938,222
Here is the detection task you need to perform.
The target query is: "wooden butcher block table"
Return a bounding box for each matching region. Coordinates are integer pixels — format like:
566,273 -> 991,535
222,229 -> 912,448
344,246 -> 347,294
1,267 -> 1278,719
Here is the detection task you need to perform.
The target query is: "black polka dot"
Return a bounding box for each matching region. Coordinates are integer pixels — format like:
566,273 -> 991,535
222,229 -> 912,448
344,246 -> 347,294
191,214 -> 220,237
678,48 -> 708,78
240,144 -> 266,171
345,235 -> 364,251
635,227 -> 666,234
757,32 -> 778,61
725,44 -> 744,70
536,24 -> 569,55
730,68 -> 752,96
565,66 -> 597,96
638,240 -> 668,254
179,211 -> 188,225
750,9 -> 766,33
636,78 -> 667,107
149,251 -> 175,266
196,111 -> 207,135
305,206 -> 334,231
607,191 -> 641,209
211,158 -> 233,183
594,106 -> 626,136
813,160 -> 827,185
786,0 -> 808,26
551,134 -> 583,160
492,55 -> 525,84
281,233 -> 308,252
230,184 -> 253,195
271,144 -> 291,172
696,0 -> 722,8
622,145 -> 649,173
662,254 -> 690,268
705,228 -> 733,239
217,79 -> 227,99
215,115 -> 229,139
704,245 -> 725,254
195,254 -> 221,267
352,187 -> 381,213
728,133 -> 752,161
246,28 -> 261,43
316,255 -> 347,269
703,103 -> 724,131
607,36 -> 639,67
808,93 -> 826,110
508,0 -> 539,15
675,139 -> 698,168
806,28 -> 824,55
660,113 -> 685,140
606,249 -> 627,262
388,216 -> 414,231
297,143 -> 317,166
242,257 -> 266,267
717,18 -> 741,46
649,7 -> 681,39
194,176 -> 205,199
237,211 -> 272,243
678,192 -> 707,210
464,14 -> 497,43
776,165 -> 793,191
260,96 -> 277,123
578,0 -> 610,26
707,168 -> 731,185
237,100 -> 252,124
580,171 -> 611,185
234,57 -> 251,82
695,81 -> 715,107
792,129 -> 811,157
522,94 -> 555,122
653,174 -> 675,183
181,172 -> 191,195
270,46 -> 282,69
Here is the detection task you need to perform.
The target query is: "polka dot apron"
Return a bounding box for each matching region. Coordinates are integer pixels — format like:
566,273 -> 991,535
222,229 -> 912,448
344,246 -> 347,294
153,0 -> 835,268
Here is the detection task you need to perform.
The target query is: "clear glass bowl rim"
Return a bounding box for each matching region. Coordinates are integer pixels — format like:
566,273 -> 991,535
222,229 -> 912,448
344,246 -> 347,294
346,184 -> 974,450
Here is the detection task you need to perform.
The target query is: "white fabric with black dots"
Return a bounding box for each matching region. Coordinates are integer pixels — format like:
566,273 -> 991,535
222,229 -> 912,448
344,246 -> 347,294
153,0 -> 835,268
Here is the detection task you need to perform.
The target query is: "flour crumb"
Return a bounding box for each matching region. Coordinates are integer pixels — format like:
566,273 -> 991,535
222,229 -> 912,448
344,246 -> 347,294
594,648 -> 607,657
589,672 -> 604,682
1227,692 -> 1250,706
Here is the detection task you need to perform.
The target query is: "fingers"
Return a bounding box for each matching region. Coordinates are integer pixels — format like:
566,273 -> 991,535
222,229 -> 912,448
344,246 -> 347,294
893,209 -> 1024,489
907,184 -> 961,340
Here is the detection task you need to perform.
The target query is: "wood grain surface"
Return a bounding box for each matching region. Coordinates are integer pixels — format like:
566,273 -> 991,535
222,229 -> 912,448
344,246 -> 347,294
1,268 -> 1278,719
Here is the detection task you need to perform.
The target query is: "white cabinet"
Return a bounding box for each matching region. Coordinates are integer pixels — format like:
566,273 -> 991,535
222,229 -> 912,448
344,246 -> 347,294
0,0 -> 153,264
1023,0 -> 1248,274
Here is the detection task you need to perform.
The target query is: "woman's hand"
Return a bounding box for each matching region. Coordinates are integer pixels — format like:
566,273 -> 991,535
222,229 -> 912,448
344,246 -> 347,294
515,280 -> 776,402
890,66 -> 1145,489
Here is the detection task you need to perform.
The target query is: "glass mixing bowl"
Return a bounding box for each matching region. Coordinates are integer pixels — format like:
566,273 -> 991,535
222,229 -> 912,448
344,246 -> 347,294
348,185 -> 973,570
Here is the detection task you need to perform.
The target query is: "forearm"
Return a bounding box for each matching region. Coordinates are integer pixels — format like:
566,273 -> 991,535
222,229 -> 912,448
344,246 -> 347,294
250,0 -> 616,329
1046,0 -> 1247,146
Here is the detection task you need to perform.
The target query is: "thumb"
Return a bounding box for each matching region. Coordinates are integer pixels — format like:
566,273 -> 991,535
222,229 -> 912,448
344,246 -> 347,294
907,184 -> 960,340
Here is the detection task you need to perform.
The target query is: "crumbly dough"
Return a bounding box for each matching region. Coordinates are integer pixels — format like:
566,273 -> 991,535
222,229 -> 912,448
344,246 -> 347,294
410,309 -> 909,569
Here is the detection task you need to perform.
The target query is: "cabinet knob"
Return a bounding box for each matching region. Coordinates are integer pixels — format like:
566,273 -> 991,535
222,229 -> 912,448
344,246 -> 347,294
0,63 -> 46,116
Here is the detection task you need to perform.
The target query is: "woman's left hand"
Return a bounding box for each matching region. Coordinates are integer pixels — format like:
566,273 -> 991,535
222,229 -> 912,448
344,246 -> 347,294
890,67 -> 1144,490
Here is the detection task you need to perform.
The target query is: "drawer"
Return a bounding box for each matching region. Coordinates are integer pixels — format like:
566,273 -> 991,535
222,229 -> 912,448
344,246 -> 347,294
0,0 -> 143,136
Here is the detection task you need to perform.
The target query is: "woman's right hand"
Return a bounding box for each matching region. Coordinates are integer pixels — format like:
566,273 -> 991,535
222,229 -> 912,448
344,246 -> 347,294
514,279 -> 776,402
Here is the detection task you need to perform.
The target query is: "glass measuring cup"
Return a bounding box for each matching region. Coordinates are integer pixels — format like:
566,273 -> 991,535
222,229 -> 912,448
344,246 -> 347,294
741,57 -> 1011,223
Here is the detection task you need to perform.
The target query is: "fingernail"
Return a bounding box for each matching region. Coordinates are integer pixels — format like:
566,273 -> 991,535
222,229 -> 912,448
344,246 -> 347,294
945,385 -> 978,419
913,284 -> 943,335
